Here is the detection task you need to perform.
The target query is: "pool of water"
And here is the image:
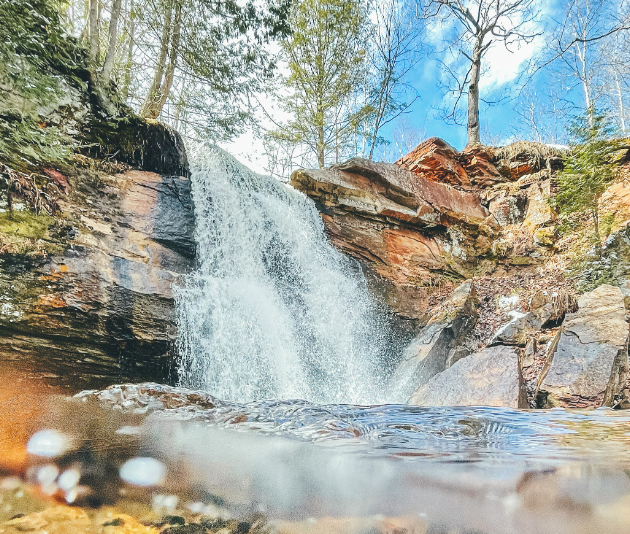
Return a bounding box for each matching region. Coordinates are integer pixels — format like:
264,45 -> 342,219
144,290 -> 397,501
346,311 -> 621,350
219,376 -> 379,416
11,383 -> 630,534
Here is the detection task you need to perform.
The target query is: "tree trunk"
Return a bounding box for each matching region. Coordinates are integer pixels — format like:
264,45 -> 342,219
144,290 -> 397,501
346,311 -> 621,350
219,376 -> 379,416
140,1 -> 173,118
467,43 -> 482,146
317,125 -> 325,167
102,0 -> 123,82
121,0 -> 134,100
88,0 -> 99,61
615,74 -> 626,135
149,1 -> 182,119
316,98 -> 325,168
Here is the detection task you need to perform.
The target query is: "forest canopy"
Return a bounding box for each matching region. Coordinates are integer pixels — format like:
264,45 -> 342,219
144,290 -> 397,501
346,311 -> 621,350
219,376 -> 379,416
1,0 -> 629,174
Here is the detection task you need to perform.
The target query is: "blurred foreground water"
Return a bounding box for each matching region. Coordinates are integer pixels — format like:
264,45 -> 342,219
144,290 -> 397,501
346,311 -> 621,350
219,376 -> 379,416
3,382 -> 630,534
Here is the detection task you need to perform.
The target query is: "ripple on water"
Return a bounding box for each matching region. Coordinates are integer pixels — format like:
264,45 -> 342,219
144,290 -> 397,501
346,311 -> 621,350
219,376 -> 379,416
76,383 -> 630,469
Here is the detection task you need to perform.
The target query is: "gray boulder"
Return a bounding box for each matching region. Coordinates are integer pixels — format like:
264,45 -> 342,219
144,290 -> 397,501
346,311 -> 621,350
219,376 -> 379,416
408,345 -> 528,408
388,281 -> 478,400
537,284 -> 629,408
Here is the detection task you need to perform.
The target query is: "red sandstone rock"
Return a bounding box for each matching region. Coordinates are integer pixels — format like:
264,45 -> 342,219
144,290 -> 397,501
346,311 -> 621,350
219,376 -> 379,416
458,145 -> 505,187
395,137 -> 471,187
291,159 -> 492,318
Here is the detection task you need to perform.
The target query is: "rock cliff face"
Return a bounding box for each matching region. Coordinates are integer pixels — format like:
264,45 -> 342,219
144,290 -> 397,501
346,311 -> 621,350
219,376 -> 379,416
291,158 -> 493,319
0,153 -> 193,391
292,138 -> 630,409
0,38 -> 194,390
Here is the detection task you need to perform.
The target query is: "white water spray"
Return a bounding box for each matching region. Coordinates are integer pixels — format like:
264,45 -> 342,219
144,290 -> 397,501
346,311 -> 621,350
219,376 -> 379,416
175,147 -> 393,404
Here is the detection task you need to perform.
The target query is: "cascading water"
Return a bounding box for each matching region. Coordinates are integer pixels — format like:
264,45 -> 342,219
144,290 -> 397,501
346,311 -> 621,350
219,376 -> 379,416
175,146 -> 396,404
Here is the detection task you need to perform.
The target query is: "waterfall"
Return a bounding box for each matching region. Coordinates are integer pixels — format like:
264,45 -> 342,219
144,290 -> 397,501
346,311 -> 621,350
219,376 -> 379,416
175,146 -> 395,404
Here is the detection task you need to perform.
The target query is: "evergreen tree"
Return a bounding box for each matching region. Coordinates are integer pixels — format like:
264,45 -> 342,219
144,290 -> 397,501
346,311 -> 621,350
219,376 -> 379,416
554,107 -> 621,252
0,0 -> 84,114
270,0 -> 367,168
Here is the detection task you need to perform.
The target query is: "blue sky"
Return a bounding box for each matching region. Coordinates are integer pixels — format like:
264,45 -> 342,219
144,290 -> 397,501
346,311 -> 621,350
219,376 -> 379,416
227,0 -> 596,172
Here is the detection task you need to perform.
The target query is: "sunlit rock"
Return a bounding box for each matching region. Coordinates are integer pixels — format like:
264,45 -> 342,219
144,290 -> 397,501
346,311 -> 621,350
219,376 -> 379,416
291,158 -> 491,319
388,281 -> 479,399
408,344 -> 528,408
0,167 -> 195,387
395,137 -> 471,187
537,284 -> 629,408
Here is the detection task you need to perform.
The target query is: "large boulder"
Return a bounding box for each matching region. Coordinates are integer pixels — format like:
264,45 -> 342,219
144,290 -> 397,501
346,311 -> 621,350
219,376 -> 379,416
408,345 -> 528,408
388,281 -> 479,400
537,284 -> 629,408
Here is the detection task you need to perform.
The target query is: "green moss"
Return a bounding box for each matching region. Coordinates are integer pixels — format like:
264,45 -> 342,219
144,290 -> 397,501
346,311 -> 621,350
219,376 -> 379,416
0,116 -> 72,172
0,210 -> 55,240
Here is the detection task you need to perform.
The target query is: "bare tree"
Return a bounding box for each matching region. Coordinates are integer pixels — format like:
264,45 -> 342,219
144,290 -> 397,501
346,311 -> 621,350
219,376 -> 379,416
120,0 -> 135,100
88,0 -> 100,61
513,84 -> 573,144
550,0 -> 614,120
364,0 -> 422,160
420,0 -> 539,146
102,0 -> 123,82
378,116 -> 425,161
140,0 -> 183,119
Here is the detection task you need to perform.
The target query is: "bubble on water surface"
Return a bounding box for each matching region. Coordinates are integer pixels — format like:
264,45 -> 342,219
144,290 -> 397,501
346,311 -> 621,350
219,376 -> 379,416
27,429 -> 70,457
120,457 -> 166,487
57,468 -> 80,491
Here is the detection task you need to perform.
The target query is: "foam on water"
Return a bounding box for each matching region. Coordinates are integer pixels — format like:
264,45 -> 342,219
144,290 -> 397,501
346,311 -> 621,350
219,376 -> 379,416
175,146 -> 395,404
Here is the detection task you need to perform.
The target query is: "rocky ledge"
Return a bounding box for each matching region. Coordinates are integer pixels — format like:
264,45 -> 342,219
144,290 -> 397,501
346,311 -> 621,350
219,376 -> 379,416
292,138 -> 630,409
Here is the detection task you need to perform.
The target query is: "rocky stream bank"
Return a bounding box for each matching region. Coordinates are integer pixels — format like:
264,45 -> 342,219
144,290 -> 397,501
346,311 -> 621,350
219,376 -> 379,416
292,137 -> 630,409
0,57 -> 193,389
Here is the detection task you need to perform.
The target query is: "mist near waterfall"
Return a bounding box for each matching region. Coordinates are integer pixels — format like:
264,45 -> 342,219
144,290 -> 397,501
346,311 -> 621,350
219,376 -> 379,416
175,147 -> 397,404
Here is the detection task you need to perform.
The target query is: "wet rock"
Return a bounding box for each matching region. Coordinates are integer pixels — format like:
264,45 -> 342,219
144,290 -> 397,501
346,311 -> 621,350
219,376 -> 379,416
0,505 -> 160,534
389,281 -> 479,399
537,284 -> 629,408
408,345 -> 528,408
162,525 -> 206,534
268,516 -> 427,534
0,169 -> 195,388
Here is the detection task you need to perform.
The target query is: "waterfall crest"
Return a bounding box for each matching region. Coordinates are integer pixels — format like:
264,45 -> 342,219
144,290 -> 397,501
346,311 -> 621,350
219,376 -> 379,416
175,147 -> 393,404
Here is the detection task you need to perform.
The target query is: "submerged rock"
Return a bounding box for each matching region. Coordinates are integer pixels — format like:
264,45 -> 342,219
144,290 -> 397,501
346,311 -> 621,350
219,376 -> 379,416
537,284 -> 629,408
408,344 -> 527,408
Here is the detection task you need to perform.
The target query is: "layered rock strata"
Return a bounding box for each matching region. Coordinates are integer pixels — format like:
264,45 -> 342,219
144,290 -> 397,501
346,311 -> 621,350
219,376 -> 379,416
291,158 -> 492,319
0,167 -> 194,390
